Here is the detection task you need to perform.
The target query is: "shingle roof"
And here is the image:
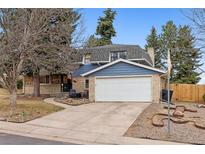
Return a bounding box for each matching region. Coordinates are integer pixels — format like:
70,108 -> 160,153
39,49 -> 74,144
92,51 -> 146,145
75,44 -> 153,66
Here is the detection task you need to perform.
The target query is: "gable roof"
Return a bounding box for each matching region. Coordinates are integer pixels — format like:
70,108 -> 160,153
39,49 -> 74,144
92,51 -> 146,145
76,44 -> 153,66
81,59 -> 166,76
72,64 -> 100,77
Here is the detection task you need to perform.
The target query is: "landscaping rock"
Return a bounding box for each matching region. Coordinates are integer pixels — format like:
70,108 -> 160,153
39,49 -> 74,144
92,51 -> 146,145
152,114 -> 166,127
197,104 -> 205,108
54,97 -> 91,106
125,103 -> 205,144
194,118 -> 205,129
171,117 -> 189,124
0,117 -> 6,121
163,104 -> 176,110
173,110 -> 184,117
176,106 -> 185,112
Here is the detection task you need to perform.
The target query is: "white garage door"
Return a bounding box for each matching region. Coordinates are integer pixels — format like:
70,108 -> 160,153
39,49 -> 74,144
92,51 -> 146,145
95,76 -> 152,102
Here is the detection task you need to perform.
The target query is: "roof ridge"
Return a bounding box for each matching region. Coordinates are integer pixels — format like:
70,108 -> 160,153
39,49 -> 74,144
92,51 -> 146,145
83,44 -> 143,49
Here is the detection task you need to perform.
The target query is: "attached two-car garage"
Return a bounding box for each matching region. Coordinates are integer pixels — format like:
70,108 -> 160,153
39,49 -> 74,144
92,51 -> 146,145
95,76 -> 152,102
82,59 -> 165,103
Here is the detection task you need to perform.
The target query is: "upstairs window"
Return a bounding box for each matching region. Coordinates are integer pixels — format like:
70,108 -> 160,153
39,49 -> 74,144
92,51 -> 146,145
110,51 -> 127,61
84,53 -> 91,64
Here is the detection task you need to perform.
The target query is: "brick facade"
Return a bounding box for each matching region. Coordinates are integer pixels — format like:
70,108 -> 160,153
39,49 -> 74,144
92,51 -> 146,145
88,77 -> 95,102
24,75 -> 62,95
72,77 -> 85,93
24,84 -> 61,95
152,74 -> 161,103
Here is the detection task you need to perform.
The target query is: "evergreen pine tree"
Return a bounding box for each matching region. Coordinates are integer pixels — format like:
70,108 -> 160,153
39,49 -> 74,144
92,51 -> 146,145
159,20 -> 178,81
96,8 -> 117,45
85,35 -> 100,47
145,26 -> 162,68
174,25 -> 202,83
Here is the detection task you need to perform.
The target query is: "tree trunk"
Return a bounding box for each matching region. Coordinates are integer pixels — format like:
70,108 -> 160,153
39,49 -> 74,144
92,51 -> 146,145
33,72 -> 40,97
10,88 -> 17,109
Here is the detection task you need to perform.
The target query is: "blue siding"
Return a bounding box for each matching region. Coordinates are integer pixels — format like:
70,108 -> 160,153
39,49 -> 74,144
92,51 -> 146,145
87,62 -> 162,76
72,64 -> 100,77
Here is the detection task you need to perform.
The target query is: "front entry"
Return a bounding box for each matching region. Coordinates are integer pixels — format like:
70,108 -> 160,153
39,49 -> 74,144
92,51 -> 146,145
60,75 -> 72,92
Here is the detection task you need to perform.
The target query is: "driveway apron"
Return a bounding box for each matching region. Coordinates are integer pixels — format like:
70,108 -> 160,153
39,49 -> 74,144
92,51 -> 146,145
26,101 -> 149,143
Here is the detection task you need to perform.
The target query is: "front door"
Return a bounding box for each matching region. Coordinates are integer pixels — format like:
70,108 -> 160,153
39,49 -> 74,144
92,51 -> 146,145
63,79 -> 72,92
60,75 -> 72,92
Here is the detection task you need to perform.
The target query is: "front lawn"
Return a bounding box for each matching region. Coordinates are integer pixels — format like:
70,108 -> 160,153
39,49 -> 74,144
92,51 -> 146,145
0,88 -> 64,123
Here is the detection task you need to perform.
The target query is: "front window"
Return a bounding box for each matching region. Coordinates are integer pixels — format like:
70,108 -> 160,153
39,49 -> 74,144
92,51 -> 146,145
110,51 -> 127,61
84,53 -> 91,64
40,75 -> 50,84
85,79 -> 89,89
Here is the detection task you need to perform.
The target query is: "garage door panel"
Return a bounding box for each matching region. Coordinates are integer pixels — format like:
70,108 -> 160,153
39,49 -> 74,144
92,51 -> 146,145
95,77 -> 152,102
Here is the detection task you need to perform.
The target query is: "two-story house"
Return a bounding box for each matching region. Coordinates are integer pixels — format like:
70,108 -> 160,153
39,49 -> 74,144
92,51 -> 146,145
23,44 -> 166,103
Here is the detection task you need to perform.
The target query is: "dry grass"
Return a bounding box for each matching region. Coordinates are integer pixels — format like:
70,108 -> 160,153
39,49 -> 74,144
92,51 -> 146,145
0,88 -> 64,123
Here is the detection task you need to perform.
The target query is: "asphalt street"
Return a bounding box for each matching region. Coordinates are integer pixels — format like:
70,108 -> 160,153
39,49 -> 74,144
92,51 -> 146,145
0,133 -> 76,145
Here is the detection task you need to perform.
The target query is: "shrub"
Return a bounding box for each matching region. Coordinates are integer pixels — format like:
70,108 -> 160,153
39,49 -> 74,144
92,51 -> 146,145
17,80 -> 23,90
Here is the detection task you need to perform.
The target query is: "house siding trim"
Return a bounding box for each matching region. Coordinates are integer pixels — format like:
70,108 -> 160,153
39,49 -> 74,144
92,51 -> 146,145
128,58 -> 153,67
84,61 -> 164,77
95,74 -> 153,79
82,59 -> 165,77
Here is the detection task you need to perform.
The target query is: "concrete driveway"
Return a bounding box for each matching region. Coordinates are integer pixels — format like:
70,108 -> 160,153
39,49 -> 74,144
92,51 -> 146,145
25,100 -> 150,144
0,99 -> 182,144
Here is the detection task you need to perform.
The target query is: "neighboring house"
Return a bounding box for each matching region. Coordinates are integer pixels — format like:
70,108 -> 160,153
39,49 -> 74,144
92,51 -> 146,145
23,44 -> 166,103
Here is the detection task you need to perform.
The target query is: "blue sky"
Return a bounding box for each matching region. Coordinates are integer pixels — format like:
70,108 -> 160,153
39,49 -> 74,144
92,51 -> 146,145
80,8 -> 191,48
80,8 -> 205,81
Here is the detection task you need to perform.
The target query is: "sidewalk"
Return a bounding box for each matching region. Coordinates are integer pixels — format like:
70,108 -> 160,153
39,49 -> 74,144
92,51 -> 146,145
0,98 -> 184,145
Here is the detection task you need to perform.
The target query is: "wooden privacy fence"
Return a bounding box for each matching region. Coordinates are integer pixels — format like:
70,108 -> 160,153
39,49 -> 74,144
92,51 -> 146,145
170,84 -> 205,103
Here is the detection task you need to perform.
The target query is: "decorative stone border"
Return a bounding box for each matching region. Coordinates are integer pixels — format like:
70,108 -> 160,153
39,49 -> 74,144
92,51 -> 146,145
152,105 -> 205,129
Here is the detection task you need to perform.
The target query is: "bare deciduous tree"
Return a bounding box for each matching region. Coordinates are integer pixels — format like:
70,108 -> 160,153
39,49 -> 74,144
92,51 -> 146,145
186,9 -> 205,48
185,9 -> 205,73
0,9 -> 82,108
22,9 -> 82,97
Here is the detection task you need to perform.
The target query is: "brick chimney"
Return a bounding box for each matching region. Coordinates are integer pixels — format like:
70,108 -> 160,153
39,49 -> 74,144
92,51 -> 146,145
147,47 -> 155,67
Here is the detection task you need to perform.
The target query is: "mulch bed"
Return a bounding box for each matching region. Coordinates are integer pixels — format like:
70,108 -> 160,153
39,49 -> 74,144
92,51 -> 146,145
124,103 -> 205,144
54,97 -> 91,106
